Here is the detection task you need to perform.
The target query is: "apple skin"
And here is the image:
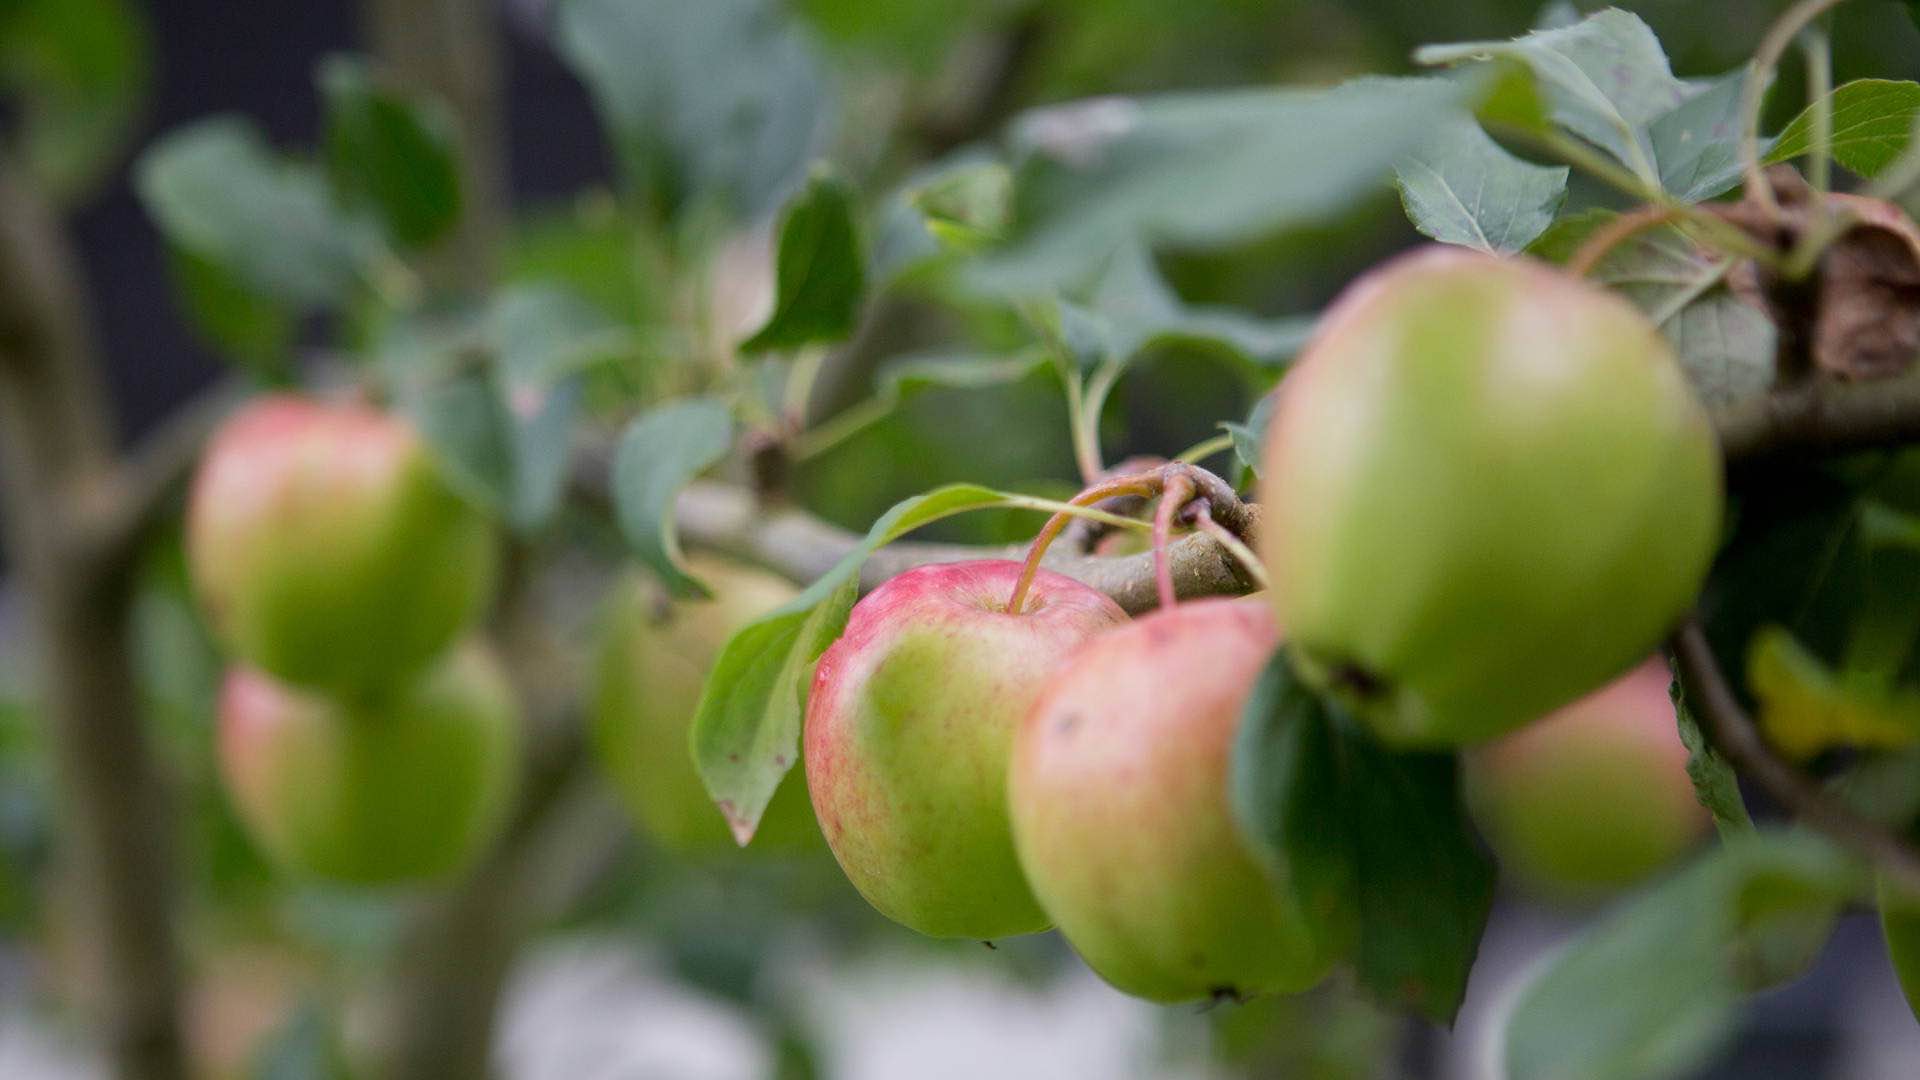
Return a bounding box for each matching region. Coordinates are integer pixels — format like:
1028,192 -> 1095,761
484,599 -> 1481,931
1260,247 -> 1721,746
188,395 -> 498,695
1464,658 -> 1710,901
218,642 -> 521,885
589,557 -> 821,852
805,560 -> 1129,939
1010,598 -> 1335,1002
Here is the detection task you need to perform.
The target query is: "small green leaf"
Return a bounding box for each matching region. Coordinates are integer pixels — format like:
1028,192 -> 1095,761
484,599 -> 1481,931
135,116 -> 384,309
491,286 -> 623,531
164,245 -> 294,376
1418,9 -> 1690,187
741,167 -> 866,355
0,0 -> 151,202
1768,79 -> 1920,179
1667,661 -> 1753,837
909,161 -> 1013,251
1524,207 -> 1615,263
1232,646 -> 1494,1023
400,365 -> 515,513
693,483 -> 1085,842
611,399 -> 736,599
1504,832 -> 1859,1080
1224,392 -> 1276,484
1395,114 -> 1568,253
1649,68 -> 1760,203
1748,627 -> 1920,760
319,54 -> 462,249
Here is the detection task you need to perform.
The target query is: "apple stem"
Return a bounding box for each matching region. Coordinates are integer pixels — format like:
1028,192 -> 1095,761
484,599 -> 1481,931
1152,474 -> 1196,610
1007,474 -> 1159,613
1188,501 -> 1270,591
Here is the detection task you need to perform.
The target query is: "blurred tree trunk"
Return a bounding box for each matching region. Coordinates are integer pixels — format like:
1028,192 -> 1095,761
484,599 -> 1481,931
0,160 -> 187,1080
363,0 -> 508,294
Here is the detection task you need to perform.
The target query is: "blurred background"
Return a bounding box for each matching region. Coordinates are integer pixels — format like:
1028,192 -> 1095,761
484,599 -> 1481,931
5,0 -> 1920,1077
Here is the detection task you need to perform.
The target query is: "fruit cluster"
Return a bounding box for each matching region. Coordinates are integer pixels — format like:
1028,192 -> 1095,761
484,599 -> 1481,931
190,396 -> 518,885
800,249 -> 1723,1000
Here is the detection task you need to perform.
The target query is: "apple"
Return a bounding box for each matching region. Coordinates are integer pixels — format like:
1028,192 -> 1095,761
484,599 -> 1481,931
218,642 -> 521,885
1464,658 -> 1710,900
805,560 -> 1129,939
1260,247 -> 1722,745
188,395 -> 499,694
1009,598 -> 1336,1002
589,557 -> 820,852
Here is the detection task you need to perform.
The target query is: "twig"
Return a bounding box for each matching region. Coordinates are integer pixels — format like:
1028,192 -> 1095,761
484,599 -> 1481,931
1739,0 -> 1849,220
1671,620 -> 1920,892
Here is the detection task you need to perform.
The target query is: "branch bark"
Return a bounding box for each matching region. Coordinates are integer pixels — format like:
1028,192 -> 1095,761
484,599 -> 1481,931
1671,620 -> 1920,892
1713,371 -> 1920,464
0,160 -> 186,1080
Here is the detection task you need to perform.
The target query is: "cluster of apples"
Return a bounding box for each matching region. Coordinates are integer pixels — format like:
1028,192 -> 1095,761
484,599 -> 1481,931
189,396 -> 518,885
801,248 -> 1724,1000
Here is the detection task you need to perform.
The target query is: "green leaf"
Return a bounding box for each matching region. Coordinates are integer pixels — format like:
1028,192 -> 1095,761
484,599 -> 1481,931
490,286 -> 621,530
0,0 -> 150,202
553,0 -> 826,220
611,398 -> 736,599
1768,79 -> 1920,179
1083,243 -> 1313,370
1417,9 -> 1690,187
1395,114 -> 1568,253
135,116 -> 384,309
164,245 -> 294,376
1233,647 -> 1494,1023
1648,68 -> 1761,203
910,161 -> 1014,251
1749,626 -> 1920,760
318,54 -> 462,249
1230,653 -> 1357,948
692,483 -> 1084,842
1524,207 -> 1616,263
1580,222 -> 1774,406
401,364 -> 516,513
1504,832 -> 1859,1080
1224,392 -> 1276,484
1668,662 -> 1753,837
966,75 -> 1484,293
741,167 -> 866,355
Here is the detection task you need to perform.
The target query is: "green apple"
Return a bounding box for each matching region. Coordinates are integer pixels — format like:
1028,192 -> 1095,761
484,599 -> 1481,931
188,395 -> 498,695
218,642 -> 520,885
1464,658 -> 1710,900
589,557 -> 820,852
805,560 -> 1129,939
1261,247 -> 1722,745
1010,598 -> 1336,1002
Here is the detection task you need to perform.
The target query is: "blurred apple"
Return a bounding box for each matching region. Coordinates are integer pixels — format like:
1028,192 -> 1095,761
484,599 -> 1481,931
188,395 -> 498,694
589,557 -> 821,852
218,642 -> 520,885
1464,658 -> 1709,901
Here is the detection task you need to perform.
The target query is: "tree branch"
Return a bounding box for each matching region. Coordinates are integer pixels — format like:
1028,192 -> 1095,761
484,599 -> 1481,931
667,481 -> 1262,614
1713,372 -> 1920,464
0,159 -> 186,1080
1671,620 -> 1920,892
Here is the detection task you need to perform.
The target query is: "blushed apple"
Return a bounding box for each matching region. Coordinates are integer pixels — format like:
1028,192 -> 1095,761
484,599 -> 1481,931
218,642 -> 520,885
805,560 -> 1128,939
1464,657 -> 1710,900
188,395 -> 498,694
1010,598 -> 1336,1002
